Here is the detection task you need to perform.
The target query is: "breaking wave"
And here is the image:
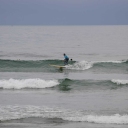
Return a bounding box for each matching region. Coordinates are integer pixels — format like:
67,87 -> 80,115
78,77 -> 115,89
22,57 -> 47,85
0,78 -> 128,90
66,60 -> 93,70
0,59 -> 127,73
64,114 -> 128,124
0,78 -> 59,89
111,79 -> 128,85
0,105 -> 128,124
66,60 -> 128,70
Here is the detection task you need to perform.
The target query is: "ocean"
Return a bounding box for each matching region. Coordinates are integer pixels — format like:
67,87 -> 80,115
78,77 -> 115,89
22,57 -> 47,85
0,25 -> 128,128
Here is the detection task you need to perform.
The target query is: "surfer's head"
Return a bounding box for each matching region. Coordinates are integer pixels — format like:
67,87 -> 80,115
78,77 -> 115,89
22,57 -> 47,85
63,53 -> 65,56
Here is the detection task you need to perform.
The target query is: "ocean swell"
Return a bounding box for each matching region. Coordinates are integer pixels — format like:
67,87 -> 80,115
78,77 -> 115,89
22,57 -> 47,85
0,59 -> 127,72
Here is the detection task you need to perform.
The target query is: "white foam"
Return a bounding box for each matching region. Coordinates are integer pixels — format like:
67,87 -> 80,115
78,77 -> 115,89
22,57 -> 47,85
66,61 -> 93,70
0,105 -> 128,124
64,114 -> 128,124
95,60 -> 127,64
111,79 -> 128,85
0,105 -> 62,121
66,60 -> 126,70
0,78 -> 59,89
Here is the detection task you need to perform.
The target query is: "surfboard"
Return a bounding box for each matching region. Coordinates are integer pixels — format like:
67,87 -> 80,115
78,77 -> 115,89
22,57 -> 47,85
50,64 -> 66,69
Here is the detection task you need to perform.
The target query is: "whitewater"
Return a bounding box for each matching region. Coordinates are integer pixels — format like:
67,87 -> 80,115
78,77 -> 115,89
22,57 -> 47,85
0,25 -> 128,128
0,78 -> 128,90
0,105 -> 128,124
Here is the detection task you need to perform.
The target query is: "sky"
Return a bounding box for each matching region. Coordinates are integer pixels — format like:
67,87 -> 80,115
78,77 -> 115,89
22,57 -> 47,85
0,0 -> 128,25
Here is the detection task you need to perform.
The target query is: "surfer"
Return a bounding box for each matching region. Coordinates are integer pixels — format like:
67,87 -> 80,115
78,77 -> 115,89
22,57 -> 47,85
63,53 -> 69,65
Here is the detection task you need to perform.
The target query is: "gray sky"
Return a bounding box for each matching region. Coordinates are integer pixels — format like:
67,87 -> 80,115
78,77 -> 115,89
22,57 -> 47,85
0,0 -> 128,25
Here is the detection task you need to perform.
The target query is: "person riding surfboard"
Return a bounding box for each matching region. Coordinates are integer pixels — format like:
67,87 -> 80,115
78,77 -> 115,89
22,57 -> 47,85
63,53 -> 69,65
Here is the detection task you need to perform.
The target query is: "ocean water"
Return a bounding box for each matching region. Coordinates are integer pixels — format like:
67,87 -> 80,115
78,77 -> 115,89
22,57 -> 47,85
0,25 -> 128,128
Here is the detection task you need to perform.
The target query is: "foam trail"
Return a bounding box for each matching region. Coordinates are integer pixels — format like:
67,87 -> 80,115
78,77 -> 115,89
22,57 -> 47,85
0,79 -> 59,89
111,79 -> 128,85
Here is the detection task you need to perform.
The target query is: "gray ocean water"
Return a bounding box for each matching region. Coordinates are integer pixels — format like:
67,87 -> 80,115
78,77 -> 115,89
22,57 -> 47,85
0,25 -> 128,128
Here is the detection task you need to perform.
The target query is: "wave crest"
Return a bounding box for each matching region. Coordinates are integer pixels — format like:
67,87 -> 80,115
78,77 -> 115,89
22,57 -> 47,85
0,79 -> 59,89
66,60 -> 127,70
0,59 -> 127,72
66,61 -> 93,70
111,79 -> 128,85
64,114 -> 128,124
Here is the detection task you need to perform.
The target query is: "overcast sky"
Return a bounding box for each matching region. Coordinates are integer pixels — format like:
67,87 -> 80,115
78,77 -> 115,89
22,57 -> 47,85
0,0 -> 128,25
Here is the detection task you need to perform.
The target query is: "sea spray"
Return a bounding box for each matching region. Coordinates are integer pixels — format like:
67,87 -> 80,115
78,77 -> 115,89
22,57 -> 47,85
66,61 -> 93,70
